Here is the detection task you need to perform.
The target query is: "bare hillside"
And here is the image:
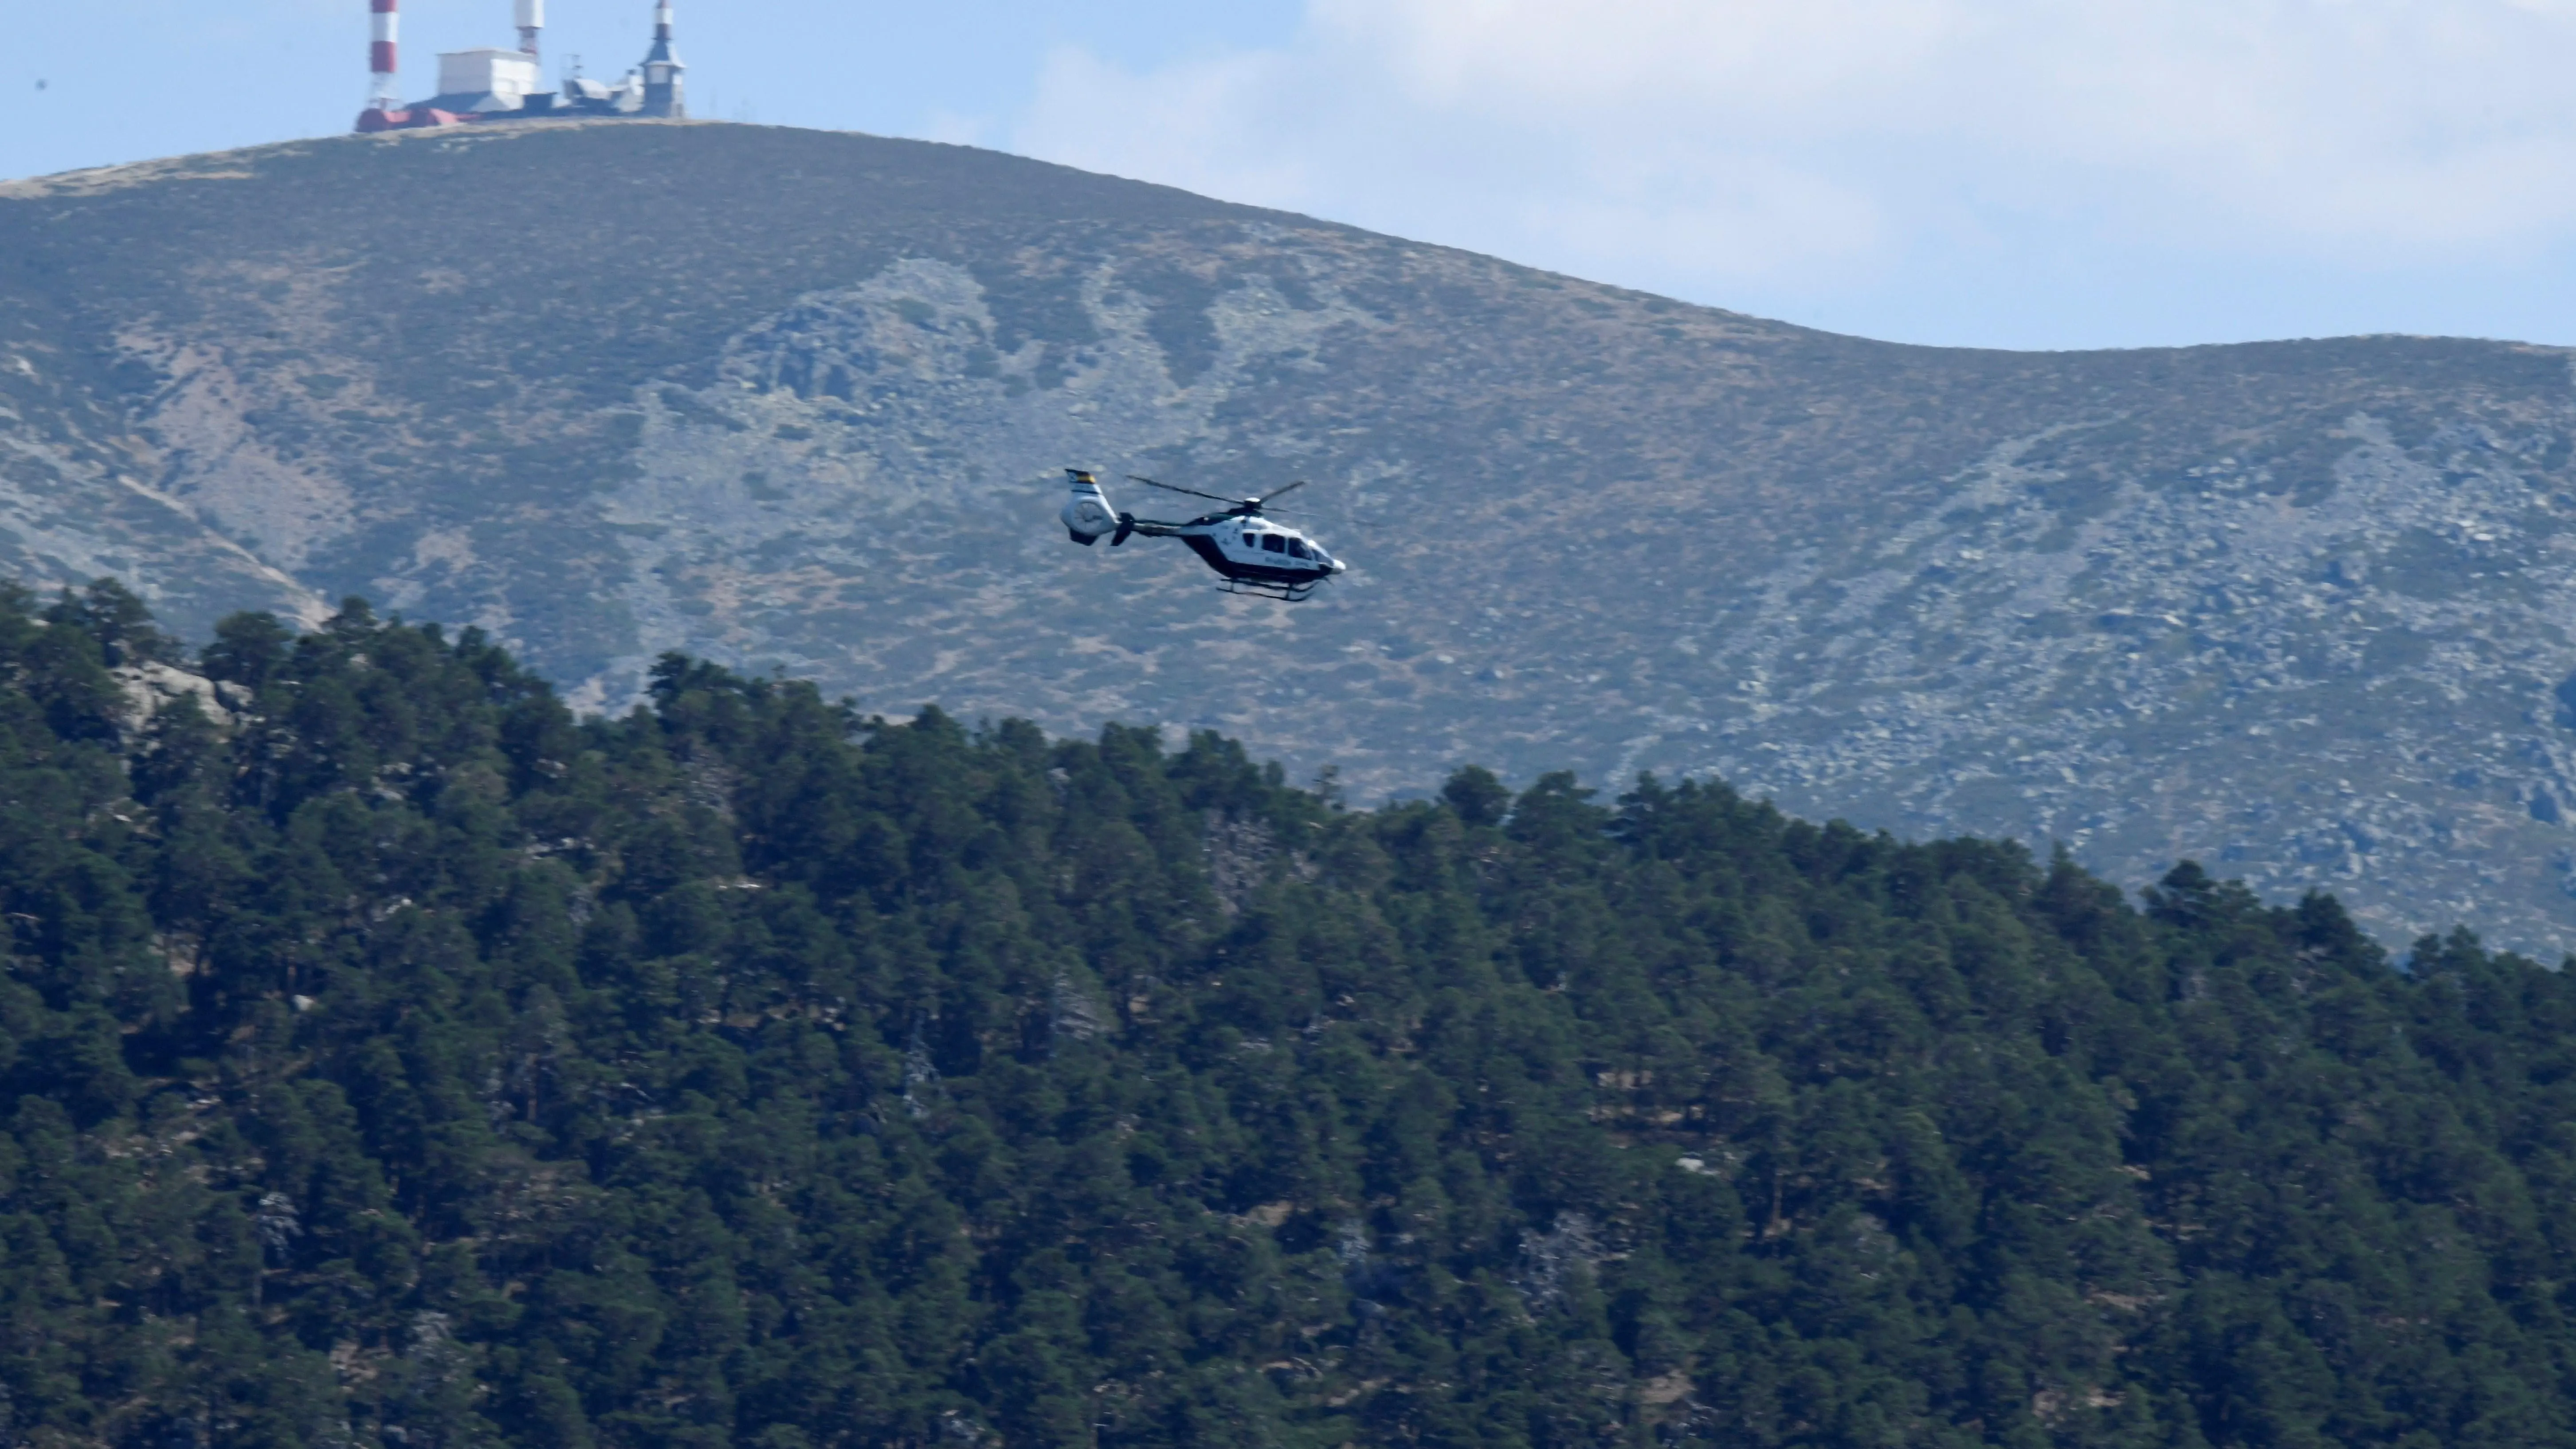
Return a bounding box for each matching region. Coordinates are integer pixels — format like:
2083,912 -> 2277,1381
6,122 -> 2576,952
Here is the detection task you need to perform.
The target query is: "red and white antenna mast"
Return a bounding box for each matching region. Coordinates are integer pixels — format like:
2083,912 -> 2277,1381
368,0 -> 400,111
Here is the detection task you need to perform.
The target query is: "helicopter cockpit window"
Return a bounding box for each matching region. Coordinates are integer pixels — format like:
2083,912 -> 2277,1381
1287,540 -> 1310,559
1262,535 -> 1286,553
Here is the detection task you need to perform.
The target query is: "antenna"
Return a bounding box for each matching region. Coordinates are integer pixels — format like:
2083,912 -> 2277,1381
641,0 -> 686,118
367,0 -> 400,111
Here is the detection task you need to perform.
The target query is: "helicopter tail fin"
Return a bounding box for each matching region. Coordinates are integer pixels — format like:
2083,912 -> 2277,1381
1061,469 -> 1120,545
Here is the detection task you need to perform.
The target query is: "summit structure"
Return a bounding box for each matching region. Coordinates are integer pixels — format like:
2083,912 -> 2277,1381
357,0 -> 691,131
641,0 -> 686,118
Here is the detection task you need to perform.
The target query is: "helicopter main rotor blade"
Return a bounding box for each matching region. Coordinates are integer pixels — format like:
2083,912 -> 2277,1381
1250,479 -> 1310,509
1128,474 -> 1243,506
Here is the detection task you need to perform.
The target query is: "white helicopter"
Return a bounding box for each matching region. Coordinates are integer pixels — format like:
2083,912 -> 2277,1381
1059,469 -> 1349,601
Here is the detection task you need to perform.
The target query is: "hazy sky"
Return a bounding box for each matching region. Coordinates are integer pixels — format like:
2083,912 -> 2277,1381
8,0 -> 2576,351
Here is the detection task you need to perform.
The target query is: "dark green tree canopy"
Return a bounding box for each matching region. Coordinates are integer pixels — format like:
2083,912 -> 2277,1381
0,581 -> 2568,1449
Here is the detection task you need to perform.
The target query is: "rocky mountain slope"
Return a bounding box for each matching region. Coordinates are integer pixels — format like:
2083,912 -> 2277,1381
5,122 -> 2576,954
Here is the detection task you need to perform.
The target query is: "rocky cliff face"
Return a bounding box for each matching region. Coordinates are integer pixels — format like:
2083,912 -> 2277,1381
6,123 -> 2576,954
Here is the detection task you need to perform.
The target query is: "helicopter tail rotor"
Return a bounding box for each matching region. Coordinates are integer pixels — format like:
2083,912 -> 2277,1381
1061,468 -> 1121,545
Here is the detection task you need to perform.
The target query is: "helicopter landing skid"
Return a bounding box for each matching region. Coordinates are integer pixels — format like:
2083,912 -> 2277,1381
1219,576 -> 1324,603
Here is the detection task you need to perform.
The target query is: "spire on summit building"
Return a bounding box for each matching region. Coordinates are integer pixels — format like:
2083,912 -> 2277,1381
641,0 -> 686,117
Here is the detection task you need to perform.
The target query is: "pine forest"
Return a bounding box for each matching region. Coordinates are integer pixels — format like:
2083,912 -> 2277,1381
0,581 -> 2568,1448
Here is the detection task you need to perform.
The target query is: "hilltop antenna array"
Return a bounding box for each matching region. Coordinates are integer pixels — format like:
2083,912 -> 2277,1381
357,0 -> 689,130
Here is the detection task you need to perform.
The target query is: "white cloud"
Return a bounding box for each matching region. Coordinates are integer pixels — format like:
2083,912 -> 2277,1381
1318,0 -> 1958,117
1011,0 -> 2576,337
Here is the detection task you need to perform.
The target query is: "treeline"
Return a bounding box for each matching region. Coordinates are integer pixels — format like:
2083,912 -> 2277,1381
0,581 -> 2569,1447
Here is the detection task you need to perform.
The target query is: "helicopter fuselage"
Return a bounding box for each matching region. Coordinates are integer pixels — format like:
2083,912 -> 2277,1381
1135,514 -> 1344,597
1062,471 -> 1346,601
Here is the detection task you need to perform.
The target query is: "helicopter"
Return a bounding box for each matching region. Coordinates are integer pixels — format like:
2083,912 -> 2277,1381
1059,469 -> 1349,601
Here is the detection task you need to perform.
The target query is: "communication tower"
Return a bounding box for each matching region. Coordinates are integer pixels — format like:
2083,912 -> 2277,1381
356,0 -> 692,132
642,1 -> 687,119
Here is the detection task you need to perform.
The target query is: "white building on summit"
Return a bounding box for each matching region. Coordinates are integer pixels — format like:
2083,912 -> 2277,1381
430,48 -> 545,114
358,0 -> 690,133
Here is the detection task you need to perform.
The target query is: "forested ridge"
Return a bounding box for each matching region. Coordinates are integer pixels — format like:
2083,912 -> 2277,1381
0,583 -> 2572,1449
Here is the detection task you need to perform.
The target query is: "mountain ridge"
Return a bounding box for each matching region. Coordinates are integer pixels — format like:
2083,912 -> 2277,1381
5,121 -> 2576,957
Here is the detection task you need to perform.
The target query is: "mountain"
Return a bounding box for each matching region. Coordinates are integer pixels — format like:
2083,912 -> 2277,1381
5,122 -> 2576,956
4,582 -> 2576,1449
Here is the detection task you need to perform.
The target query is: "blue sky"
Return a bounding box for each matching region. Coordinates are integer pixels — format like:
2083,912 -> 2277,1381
8,0 -> 2576,352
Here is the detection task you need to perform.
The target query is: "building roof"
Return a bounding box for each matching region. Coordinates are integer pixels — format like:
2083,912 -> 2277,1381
404,92 -> 526,115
